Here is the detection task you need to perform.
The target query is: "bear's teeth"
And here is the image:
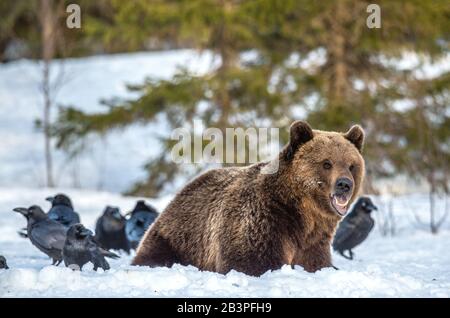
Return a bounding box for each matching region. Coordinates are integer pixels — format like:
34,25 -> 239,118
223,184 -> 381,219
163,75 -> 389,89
334,196 -> 349,208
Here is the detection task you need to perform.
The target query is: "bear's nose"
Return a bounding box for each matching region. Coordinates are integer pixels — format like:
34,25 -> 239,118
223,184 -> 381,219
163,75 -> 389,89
335,177 -> 353,194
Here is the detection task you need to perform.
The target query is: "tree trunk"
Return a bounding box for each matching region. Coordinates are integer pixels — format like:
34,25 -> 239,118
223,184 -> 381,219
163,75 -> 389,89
327,0 -> 349,106
216,1 -> 239,166
429,174 -> 437,234
43,64 -> 54,187
39,0 -> 56,187
216,0 -> 233,133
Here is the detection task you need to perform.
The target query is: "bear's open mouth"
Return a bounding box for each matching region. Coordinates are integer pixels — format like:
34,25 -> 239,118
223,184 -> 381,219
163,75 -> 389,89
330,194 -> 350,216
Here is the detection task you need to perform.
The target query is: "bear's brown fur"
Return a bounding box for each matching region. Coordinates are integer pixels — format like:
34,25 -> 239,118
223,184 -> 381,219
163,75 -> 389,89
133,121 -> 365,276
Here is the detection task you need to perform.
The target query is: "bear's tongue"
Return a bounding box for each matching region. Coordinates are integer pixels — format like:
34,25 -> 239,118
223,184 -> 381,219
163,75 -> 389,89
332,195 -> 350,216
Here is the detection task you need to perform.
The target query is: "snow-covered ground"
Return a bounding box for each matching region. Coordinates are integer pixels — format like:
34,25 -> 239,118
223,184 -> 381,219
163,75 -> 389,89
0,187 -> 448,297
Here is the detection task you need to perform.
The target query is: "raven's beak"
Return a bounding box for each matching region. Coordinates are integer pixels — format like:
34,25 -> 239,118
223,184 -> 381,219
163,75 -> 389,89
45,196 -> 54,203
80,228 -> 93,237
371,204 -> 378,211
13,207 -> 29,215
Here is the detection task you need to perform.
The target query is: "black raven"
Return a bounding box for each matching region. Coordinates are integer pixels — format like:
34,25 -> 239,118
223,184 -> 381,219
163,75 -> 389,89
95,206 -> 130,253
0,255 -> 8,269
63,223 -> 119,271
333,196 -> 378,260
46,194 -> 81,228
125,200 -> 159,249
13,205 -> 66,265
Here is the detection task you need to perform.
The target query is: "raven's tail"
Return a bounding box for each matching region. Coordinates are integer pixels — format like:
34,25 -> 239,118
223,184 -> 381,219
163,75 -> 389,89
100,248 -> 120,259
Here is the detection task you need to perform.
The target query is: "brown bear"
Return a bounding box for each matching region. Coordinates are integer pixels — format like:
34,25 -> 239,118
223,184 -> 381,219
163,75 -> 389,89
133,121 -> 365,276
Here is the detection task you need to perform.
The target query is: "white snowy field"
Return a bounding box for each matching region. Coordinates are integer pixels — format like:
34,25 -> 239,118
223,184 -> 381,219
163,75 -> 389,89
0,49 -> 215,193
0,187 -> 449,298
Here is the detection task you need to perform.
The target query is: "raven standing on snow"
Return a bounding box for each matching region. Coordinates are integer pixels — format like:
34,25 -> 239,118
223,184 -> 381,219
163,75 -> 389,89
125,200 -> 159,249
13,205 -> 66,265
333,197 -> 378,260
46,194 -> 81,228
0,255 -> 8,269
17,194 -> 79,238
95,206 -> 130,254
63,223 -> 119,271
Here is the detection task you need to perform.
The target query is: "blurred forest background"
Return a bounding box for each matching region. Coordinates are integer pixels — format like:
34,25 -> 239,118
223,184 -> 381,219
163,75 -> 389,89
1,0 -> 449,231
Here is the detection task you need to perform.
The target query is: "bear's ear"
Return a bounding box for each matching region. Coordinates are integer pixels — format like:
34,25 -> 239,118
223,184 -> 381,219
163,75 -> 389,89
285,121 -> 314,160
344,125 -> 365,153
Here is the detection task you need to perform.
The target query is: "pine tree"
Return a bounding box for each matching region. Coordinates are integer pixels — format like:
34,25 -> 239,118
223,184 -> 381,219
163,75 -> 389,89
53,0 -> 449,197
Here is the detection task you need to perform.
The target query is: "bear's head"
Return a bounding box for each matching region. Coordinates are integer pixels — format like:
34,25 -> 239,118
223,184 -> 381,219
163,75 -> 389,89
282,120 -> 365,218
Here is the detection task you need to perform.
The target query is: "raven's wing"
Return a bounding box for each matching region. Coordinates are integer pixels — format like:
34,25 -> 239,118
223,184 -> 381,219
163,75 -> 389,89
47,206 -> 66,219
87,239 -> 111,270
48,206 -> 80,226
51,214 -> 70,225
347,217 -> 375,247
58,212 -> 80,227
333,220 -> 356,250
147,213 -> 158,224
333,216 -> 374,251
99,247 -> 120,259
332,219 -> 357,250
30,221 -> 66,251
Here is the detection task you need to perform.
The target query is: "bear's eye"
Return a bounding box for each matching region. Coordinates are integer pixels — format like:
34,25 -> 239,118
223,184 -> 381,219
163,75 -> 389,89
349,164 -> 355,172
323,161 -> 332,170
